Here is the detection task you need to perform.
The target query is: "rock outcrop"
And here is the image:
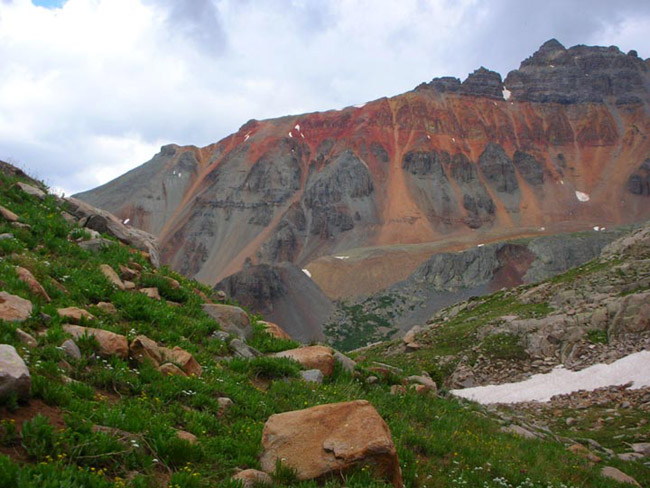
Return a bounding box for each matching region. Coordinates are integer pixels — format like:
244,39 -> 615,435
259,400 -> 403,487
0,344 -> 31,401
274,346 -> 335,376
0,292 -> 32,322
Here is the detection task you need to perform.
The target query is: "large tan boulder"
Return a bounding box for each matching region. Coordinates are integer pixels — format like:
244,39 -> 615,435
130,335 -> 162,366
0,344 -> 31,401
259,321 -> 292,340
201,304 -> 252,340
57,307 -> 95,323
139,287 -> 161,300
15,266 -> 51,302
274,346 -> 335,376
0,292 -> 32,322
63,325 -> 128,359
100,264 -> 125,290
160,346 -> 202,377
601,466 -> 640,486
260,400 -> 402,487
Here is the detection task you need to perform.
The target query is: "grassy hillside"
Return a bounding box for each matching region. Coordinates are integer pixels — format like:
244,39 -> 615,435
0,167 -> 647,487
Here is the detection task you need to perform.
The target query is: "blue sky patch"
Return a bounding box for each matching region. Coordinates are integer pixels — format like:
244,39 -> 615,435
32,0 -> 66,9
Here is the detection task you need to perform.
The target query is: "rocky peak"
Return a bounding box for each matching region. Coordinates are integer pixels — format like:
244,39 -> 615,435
460,67 -> 503,99
505,39 -> 650,104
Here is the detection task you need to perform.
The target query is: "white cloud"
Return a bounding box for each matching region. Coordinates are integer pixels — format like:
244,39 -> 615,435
0,0 -> 648,195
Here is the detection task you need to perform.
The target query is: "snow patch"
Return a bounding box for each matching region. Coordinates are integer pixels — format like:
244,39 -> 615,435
123,218 -> 130,225
539,226 -> 546,231
178,172 -> 182,178
354,103 -> 366,109
477,243 -> 485,248
502,87 -> 511,101
452,137 -> 456,143
288,132 -> 293,138
593,226 -> 600,231
300,133 -> 305,139
294,124 -> 300,131
575,191 -> 590,202
244,133 -> 250,141
302,268 -> 312,278
334,256 -> 349,260
451,351 -> 650,404
426,135 -> 431,140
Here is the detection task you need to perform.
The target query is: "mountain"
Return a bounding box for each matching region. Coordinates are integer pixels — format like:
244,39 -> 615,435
76,39 -> 650,337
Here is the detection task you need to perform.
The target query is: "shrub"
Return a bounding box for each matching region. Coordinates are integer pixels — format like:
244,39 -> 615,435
21,414 -> 58,460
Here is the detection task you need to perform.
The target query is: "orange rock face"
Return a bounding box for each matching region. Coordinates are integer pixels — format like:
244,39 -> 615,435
260,400 -> 402,487
63,324 -> 128,359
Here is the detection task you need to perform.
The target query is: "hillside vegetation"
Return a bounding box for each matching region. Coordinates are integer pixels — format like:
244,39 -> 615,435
0,166 -> 648,487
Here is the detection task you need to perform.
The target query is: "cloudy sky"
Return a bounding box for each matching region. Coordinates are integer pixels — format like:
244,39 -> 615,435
1,0 -> 649,195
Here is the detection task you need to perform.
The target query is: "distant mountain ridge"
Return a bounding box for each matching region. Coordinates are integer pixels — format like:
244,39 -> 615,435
76,39 -> 650,338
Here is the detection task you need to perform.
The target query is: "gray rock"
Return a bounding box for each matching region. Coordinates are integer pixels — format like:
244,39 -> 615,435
16,182 -> 46,199
617,452 -> 645,462
202,304 -> 252,340
300,369 -> 324,383
60,339 -> 82,360
0,233 -> 14,240
77,237 -> 115,253
504,39 -> 650,105
65,197 -> 160,267
332,350 -> 356,372
366,375 -> 379,384
631,443 -> 650,456
229,339 -> 261,359
460,67 -> 503,99
0,344 -> 31,401
211,330 -> 231,342
218,397 -> 233,409
500,424 -> 540,439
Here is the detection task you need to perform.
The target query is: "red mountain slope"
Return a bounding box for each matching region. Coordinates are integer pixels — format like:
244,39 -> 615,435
76,40 -> 650,299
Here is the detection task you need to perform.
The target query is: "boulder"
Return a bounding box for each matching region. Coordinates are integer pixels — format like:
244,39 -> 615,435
130,335 -> 162,366
96,302 -> 117,315
15,328 -> 37,348
609,291 -> 650,337
139,287 -> 161,300
0,292 -> 32,322
15,266 -> 51,302
201,304 -> 252,340
500,425 -> 540,439
158,362 -> 187,377
568,443 -> 601,463
259,320 -> 292,340
600,466 -> 640,486
65,197 -> 160,267
300,369 -> 324,383
407,374 -> 437,393
16,182 -> 46,199
260,400 -> 403,487
118,264 -> 139,281
63,325 -> 128,359
218,397 -> 234,410
231,469 -> 273,487
333,350 -> 356,373
0,205 -> 19,222
100,264 -> 125,290
0,344 -> 31,401
57,307 -> 95,323
160,346 -> 202,377
176,430 -> 198,444
60,339 -> 81,360
78,238 -> 114,253
275,346 -> 335,376
229,339 -> 262,359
